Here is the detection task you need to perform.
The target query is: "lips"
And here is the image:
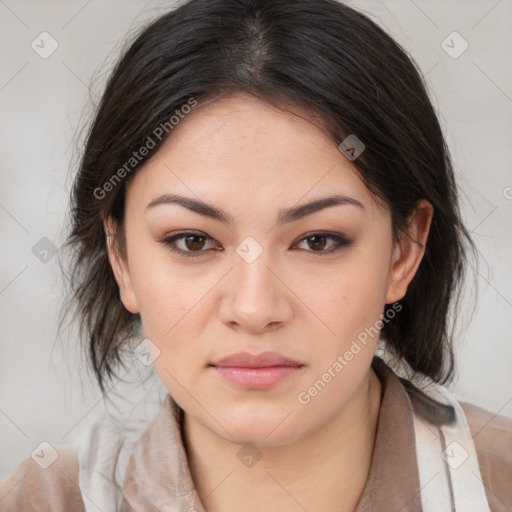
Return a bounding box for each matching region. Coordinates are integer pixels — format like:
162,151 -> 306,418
210,351 -> 304,368
209,351 -> 305,390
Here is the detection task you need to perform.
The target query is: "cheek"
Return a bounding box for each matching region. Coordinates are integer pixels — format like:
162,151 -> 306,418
133,266 -> 207,398
132,269 -> 179,333
125,234 -> 193,327
325,256 -> 390,323
127,249 -> 219,374
310,251 -> 392,363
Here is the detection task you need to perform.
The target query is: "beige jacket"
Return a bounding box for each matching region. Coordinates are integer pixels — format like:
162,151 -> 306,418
1,357 -> 511,511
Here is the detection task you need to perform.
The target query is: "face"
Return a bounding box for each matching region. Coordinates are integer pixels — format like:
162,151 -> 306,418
106,93 -> 432,446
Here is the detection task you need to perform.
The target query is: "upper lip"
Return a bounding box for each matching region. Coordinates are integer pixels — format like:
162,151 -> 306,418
210,351 -> 304,368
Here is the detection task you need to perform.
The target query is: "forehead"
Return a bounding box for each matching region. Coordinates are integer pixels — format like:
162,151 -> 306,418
153,94 -> 341,171
126,94 -> 381,217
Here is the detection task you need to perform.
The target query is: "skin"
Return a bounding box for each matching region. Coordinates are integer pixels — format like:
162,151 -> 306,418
105,93 -> 433,512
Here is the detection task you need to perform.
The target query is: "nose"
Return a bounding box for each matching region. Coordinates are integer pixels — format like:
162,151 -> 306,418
217,247 -> 293,334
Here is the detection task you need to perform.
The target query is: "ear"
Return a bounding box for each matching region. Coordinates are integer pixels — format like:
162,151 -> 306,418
385,199 -> 434,304
104,216 -> 140,314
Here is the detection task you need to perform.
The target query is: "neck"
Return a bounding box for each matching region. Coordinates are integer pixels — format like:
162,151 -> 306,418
183,367 -> 382,512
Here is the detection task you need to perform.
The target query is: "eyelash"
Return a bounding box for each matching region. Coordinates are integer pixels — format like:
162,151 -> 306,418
160,231 -> 353,258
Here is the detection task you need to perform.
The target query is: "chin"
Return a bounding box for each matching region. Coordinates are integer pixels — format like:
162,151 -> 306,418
212,405 -> 305,447
222,426 -> 301,448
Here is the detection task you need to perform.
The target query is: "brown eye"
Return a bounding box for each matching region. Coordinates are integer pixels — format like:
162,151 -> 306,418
305,235 -> 328,251
160,231 -> 352,258
161,231 -> 219,257
183,234 -> 207,251
295,232 -> 352,253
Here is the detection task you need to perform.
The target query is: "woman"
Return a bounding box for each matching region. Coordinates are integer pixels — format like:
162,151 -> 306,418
1,0 -> 510,510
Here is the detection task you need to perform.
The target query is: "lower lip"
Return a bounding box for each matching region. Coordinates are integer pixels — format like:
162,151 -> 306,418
211,365 -> 303,390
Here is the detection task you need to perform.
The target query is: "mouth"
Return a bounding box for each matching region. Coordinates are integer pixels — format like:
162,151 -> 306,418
209,351 -> 305,390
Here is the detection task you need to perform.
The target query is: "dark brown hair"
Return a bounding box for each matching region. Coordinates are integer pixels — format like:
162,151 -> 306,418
61,0 -> 476,417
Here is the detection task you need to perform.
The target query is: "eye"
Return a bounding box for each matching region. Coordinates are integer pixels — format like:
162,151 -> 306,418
160,231 -> 221,258
294,232 -> 353,253
160,230 -> 352,258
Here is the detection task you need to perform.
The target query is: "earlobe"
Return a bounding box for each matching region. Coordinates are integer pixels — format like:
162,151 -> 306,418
385,199 -> 434,304
103,217 -> 140,314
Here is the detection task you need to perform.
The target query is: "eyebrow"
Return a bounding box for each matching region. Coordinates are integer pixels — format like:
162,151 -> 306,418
145,193 -> 365,226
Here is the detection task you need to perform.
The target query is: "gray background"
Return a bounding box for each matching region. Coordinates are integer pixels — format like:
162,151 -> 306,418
1,0 -> 511,478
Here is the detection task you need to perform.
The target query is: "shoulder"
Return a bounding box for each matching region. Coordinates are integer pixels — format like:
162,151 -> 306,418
459,400 -> 512,510
0,444 -> 85,512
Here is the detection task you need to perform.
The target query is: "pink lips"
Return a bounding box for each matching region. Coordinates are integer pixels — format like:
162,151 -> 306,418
209,351 -> 304,390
